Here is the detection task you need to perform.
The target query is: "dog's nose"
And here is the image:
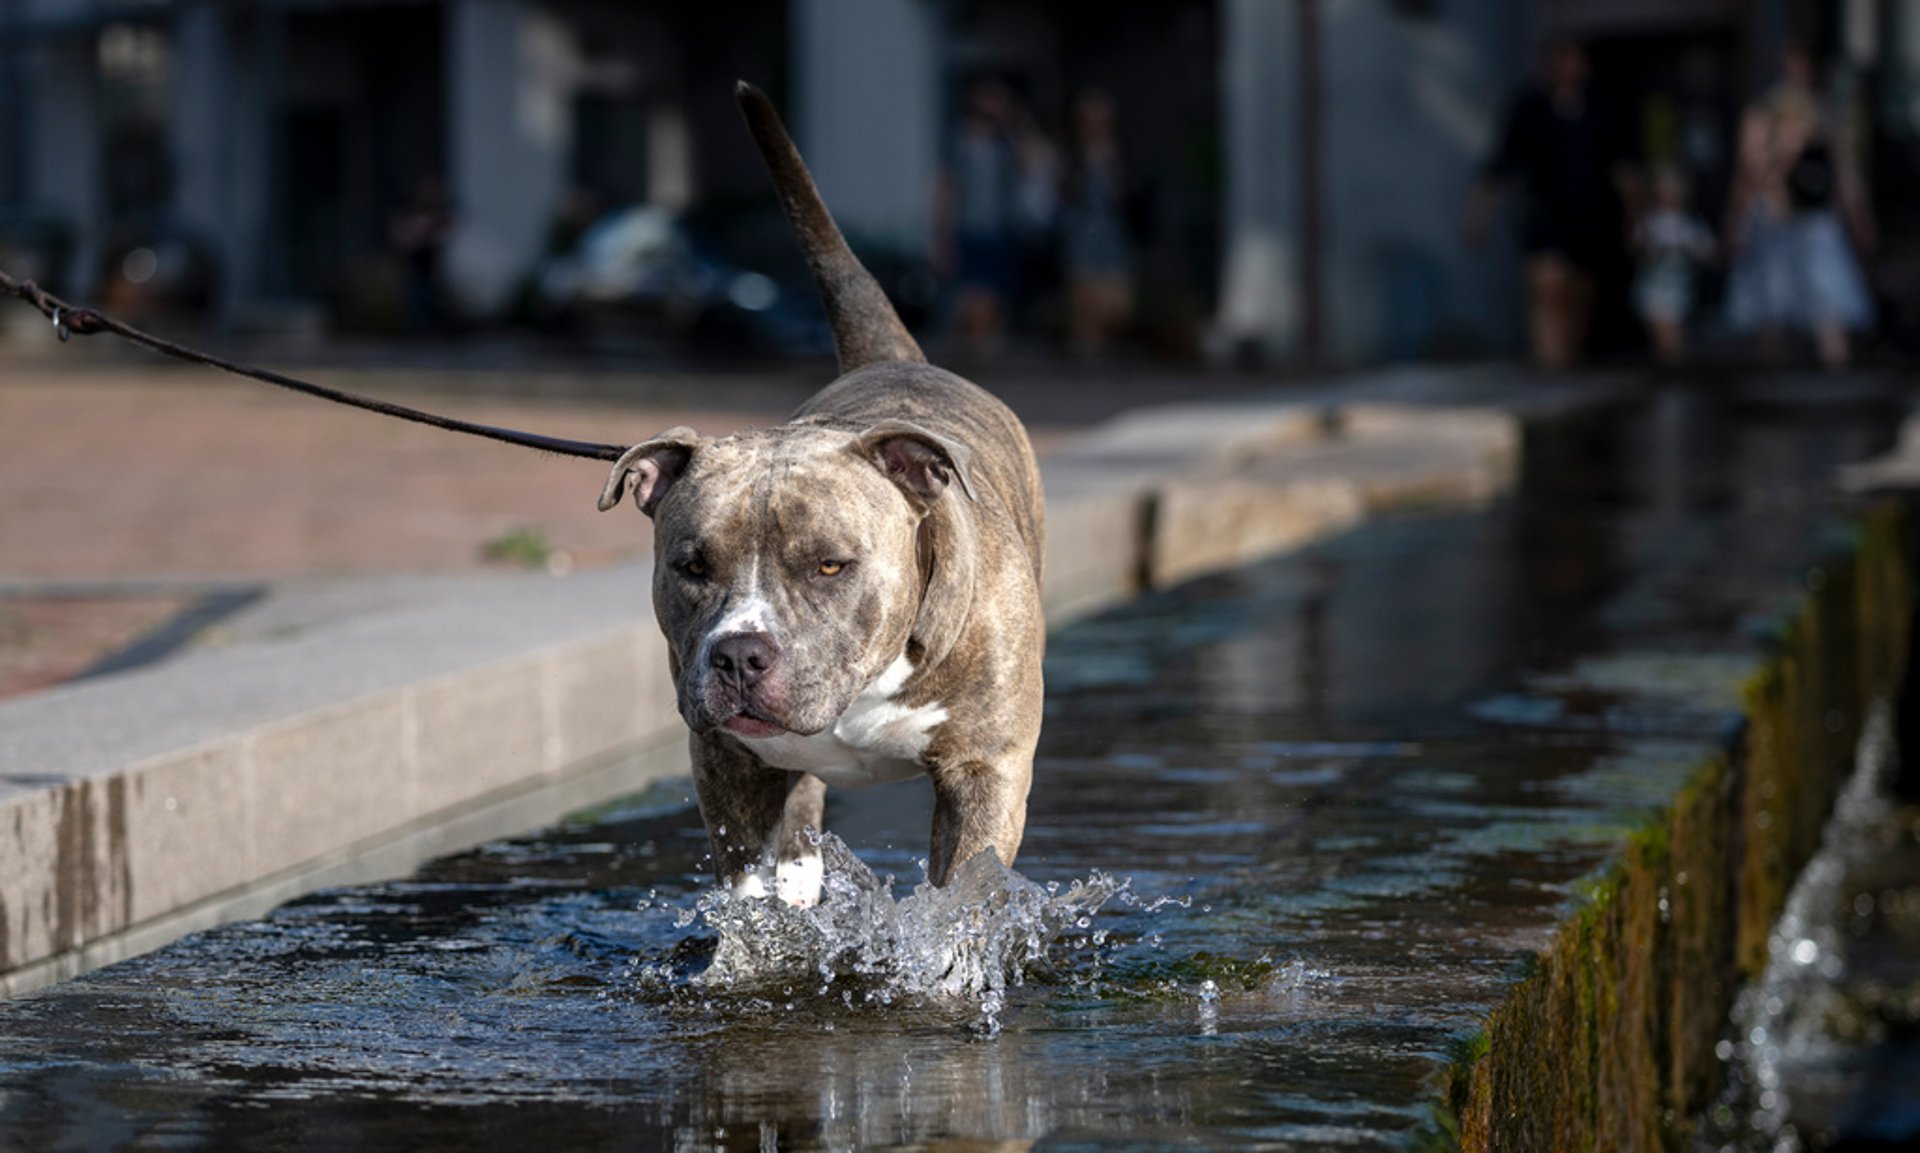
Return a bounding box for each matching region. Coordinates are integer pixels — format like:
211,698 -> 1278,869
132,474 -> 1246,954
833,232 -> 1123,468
710,633 -> 780,686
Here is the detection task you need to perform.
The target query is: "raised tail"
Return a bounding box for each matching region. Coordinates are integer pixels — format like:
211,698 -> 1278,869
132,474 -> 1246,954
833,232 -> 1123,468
734,81 -> 925,373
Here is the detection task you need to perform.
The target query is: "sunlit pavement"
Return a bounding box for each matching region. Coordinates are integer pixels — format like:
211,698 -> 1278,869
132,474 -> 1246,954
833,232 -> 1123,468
0,352 -> 1281,696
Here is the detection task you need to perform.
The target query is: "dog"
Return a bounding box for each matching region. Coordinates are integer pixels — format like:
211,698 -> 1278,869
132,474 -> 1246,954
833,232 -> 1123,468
597,84 -> 1046,908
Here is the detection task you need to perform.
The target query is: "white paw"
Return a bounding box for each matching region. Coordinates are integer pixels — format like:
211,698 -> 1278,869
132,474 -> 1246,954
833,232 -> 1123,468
775,852 -> 824,908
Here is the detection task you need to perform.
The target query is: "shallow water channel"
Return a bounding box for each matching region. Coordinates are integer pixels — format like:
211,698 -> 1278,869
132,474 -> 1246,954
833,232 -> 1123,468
0,386 -> 1896,1150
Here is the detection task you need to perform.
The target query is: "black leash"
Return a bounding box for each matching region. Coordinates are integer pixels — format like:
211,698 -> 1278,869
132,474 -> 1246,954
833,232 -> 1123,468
0,269 -> 629,462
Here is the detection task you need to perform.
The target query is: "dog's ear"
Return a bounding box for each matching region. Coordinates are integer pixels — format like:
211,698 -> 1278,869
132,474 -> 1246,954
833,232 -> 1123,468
855,420 -> 977,505
597,428 -> 706,516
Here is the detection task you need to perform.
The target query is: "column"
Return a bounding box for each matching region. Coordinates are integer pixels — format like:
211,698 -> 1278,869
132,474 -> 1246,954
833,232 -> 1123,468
791,0 -> 939,255
1210,0 -> 1302,361
445,0 -> 576,317
170,5 -> 241,320
24,1 -> 101,296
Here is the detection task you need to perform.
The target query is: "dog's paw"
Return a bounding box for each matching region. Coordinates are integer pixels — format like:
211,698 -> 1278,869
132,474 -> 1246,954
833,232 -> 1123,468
775,853 -> 824,908
730,872 -> 772,902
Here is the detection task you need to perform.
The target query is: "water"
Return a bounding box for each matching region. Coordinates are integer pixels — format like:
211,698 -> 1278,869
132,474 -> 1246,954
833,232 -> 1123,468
639,832 -> 1131,1021
0,387 -> 1898,1150
1696,703 -> 1920,1152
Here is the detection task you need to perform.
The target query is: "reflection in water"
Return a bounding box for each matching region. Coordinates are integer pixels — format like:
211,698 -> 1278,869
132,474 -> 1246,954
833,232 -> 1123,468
0,387 -> 1900,1150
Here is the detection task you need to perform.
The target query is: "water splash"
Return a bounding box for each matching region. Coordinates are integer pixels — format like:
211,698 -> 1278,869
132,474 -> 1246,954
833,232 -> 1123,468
631,834 -> 1128,1030
1696,702 -> 1896,1152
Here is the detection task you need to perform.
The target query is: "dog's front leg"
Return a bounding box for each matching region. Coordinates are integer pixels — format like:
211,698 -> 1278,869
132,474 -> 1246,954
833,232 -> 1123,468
928,759 -> 1032,885
690,731 -> 827,906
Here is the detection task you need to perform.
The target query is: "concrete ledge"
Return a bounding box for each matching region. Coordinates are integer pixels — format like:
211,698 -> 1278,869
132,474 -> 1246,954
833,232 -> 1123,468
1440,503 -> 1912,1149
0,367 -> 1633,994
0,734 -> 688,996
0,567 -> 674,992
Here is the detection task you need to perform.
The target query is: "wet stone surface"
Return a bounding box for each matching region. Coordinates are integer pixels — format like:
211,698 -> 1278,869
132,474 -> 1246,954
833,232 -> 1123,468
0,388 -> 1897,1150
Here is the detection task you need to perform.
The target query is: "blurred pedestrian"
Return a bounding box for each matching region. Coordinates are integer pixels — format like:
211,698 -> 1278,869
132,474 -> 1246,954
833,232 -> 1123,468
934,78 -> 1020,356
1061,88 -> 1135,357
1010,109 -> 1063,335
389,175 -> 456,334
1632,166 -> 1716,365
1724,47 -> 1875,368
1463,39 -> 1637,369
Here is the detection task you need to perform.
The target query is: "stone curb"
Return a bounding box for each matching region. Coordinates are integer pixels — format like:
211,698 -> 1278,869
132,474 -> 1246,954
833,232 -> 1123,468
0,368 -> 1627,995
1436,503 -> 1912,1150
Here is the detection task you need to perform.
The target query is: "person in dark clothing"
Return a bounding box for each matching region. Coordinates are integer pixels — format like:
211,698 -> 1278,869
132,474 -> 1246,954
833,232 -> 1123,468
1463,39 -> 1639,368
389,175 -> 456,334
934,78 -> 1021,356
1061,88 -> 1135,356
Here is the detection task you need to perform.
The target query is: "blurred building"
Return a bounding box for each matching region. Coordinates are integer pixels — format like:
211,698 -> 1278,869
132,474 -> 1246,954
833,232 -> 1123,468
1,0 -> 1916,360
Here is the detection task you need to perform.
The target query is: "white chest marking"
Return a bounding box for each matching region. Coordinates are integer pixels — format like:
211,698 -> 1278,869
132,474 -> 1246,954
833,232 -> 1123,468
735,655 -> 947,788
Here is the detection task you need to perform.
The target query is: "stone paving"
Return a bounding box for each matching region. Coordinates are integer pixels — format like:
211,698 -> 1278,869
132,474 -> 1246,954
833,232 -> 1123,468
0,362 -> 776,699
0,364 -> 792,581
0,353 -> 1208,700
0,353 -> 1621,709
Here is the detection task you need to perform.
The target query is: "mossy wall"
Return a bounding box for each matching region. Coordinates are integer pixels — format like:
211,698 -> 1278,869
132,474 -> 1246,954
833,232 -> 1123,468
1443,502 -> 1911,1152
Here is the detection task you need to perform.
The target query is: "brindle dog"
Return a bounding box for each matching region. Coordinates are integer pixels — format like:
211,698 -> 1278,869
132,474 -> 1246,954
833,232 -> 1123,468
597,84 -> 1045,906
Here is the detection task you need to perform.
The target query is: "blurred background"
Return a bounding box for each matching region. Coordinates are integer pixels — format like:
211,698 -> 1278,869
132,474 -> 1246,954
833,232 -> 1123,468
0,0 -> 1916,367
3,0 -> 1920,699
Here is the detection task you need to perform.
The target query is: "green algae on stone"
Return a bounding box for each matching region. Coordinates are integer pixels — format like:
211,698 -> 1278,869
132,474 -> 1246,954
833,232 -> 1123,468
1439,503 -> 1911,1152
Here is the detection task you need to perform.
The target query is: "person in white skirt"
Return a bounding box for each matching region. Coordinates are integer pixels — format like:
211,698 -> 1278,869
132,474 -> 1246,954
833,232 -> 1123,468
1725,48 -> 1876,368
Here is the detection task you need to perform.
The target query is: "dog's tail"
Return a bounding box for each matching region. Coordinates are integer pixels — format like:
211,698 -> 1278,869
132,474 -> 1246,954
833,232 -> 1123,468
735,81 -> 926,373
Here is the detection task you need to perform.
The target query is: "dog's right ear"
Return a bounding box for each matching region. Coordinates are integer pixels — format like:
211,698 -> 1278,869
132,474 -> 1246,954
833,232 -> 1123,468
597,428 -> 706,516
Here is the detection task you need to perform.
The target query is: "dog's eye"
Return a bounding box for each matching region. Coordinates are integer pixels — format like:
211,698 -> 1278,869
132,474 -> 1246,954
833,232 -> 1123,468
681,557 -> 708,579
817,560 -> 847,577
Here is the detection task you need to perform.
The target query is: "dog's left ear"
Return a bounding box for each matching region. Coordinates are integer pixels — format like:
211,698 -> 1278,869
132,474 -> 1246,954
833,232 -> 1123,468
856,420 -> 977,504
597,427 -> 707,516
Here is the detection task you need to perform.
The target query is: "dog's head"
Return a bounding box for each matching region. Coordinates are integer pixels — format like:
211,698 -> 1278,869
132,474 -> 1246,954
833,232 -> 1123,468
597,83 -> 961,736
599,420 -> 972,736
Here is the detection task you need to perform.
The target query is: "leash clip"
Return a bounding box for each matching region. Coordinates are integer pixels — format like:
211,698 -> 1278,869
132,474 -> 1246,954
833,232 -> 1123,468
51,307 -> 69,342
